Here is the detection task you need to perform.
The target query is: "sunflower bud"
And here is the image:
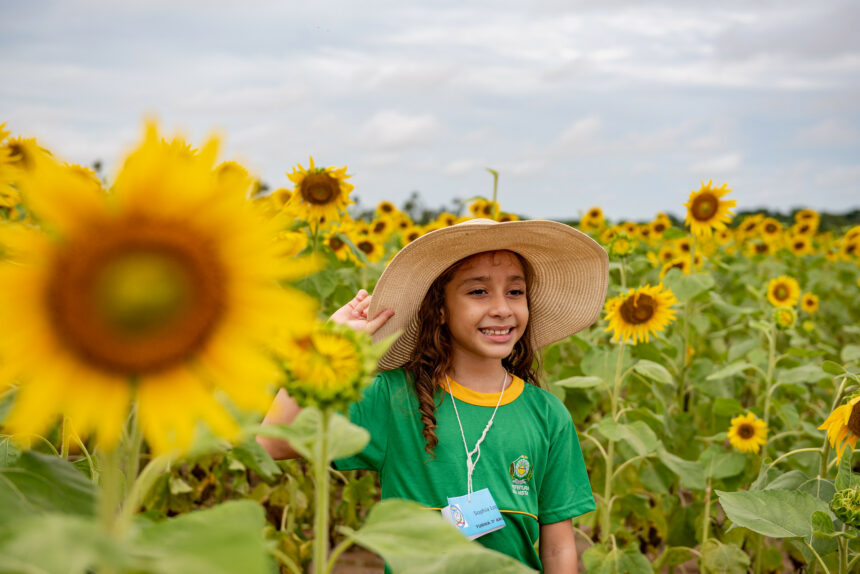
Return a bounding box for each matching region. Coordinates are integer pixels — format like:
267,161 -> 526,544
831,486 -> 860,528
774,306 -> 797,330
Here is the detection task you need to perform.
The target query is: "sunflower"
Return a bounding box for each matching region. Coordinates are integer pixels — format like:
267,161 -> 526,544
609,235 -> 635,257
436,212 -> 458,227
683,180 -> 736,238
498,212 -> 519,222
759,218 -> 783,242
0,123 -> 319,454
324,231 -> 352,262
774,306 -> 797,330
846,226 -> 860,244
215,161 -> 256,199
790,221 -> 817,237
766,276 -> 800,308
375,200 -> 397,218
280,326 -> 364,411
621,221 -> 639,237
715,228 -> 733,246
738,214 -> 764,237
728,412 -> 768,454
369,217 -> 392,238
795,208 -> 819,225
660,257 -> 691,279
604,283 -> 678,344
649,218 -> 669,238
401,225 -> 423,245
801,292 -> 819,314
746,240 -> 774,257
600,226 -> 620,244
788,234 -> 813,256
274,230 -> 309,258
0,144 -> 20,209
286,156 -> 354,229
819,396 -> 860,463
586,207 -> 604,221
353,235 -> 385,264
841,239 -> 860,261
658,246 -> 677,264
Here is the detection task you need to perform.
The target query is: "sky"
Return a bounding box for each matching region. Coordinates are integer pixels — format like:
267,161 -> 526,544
2,0 -> 859,221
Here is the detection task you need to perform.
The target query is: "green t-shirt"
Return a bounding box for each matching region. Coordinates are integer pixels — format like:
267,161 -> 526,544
334,368 -> 595,571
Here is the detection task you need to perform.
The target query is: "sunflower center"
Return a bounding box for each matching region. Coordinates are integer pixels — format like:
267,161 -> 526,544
373,221 -> 386,233
48,218 -> 225,375
328,236 -> 345,251
737,423 -> 755,439
774,285 -> 789,301
765,223 -> 778,233
847,402 -> 860,437
690,193 -> 718,221
654,222 -> 666,233
619,294 -> 656,325
755,243 -> 768,254
300,172 -> 339,205
357,240 -> 374,254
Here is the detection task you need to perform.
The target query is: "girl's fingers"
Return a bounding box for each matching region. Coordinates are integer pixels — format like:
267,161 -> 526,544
353,295 -> 372,317
366,308 -> 394,335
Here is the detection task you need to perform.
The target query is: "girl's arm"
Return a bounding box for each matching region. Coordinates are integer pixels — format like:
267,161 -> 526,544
256,290 -> 393,459
539,520 -> 578,574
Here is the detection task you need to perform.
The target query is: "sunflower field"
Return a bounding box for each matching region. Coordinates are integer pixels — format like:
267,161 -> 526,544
1,122 -> 860,574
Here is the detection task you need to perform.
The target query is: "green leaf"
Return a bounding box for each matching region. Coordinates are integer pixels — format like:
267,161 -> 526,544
0,451 -> 96,524
709,292 -> 756,316
822,361 -> 846,376
169,476 -> 193,495
777,364 -> 830,384
700,445 -> 747,480
786,347 -> 825,358
656,444 -> 705,490
662,227 -> 686,240
716,489 -> 832,538
633,360 -> 674,385
727,338 -> 759,363
835,445 -> 859,490
713,398 -> 744,417
231,438 -> 282,482
706,361 -> 752,381
700,539 -> 751,574
810,510 -> 836,539
255,408 -> 369,464
0,513 -> 109,574
842,345 -> 860,363
582,542 -> 653,574
763,470 -> 807,491
135,500 -> 271,574
581,345 -> 631,386
597,419 -> 658,457
346,499 -> 533,573
552,376 -> 604,390
652,546 -> 695,570
663,270 -> 715,301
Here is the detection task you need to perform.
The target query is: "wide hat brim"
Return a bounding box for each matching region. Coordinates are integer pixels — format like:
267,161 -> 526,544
369,219 -> 609,371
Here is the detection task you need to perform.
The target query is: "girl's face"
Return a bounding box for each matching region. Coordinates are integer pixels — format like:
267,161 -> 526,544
442,251 -> 529,365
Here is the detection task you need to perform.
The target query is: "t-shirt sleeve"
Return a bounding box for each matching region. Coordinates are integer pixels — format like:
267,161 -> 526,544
538,405 -> 596,524
331,372 -> 390,472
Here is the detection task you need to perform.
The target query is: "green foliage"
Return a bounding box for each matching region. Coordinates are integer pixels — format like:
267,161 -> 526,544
716,489 -> 833,538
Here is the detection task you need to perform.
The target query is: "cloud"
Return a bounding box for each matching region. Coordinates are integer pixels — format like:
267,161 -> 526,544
795,119 -> 860,146
558,116 -> 602,147
443,158 -> 484,176
688,153 -> 742,175
356,110 -> 440,150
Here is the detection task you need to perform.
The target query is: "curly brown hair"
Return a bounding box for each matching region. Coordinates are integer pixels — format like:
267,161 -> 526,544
402,251 -> 541,456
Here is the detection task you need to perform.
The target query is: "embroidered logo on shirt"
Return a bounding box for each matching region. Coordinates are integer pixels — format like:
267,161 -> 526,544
509,455 -> 533,496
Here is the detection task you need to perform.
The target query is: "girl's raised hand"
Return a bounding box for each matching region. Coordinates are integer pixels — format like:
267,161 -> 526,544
329,289 -> 394,335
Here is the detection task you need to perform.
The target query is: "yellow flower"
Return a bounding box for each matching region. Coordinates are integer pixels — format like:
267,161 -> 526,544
0,123 -> 319,454
286,156 -> 354,230
600,226 -> 621,244
738,214 -> 764,237
675,237 -> 692,255
683,180 -> 736,238
658,246 -> 677,264
715,228 -> 733,246
468,198 -> 498,219
660,257 -> 691,279
604,283 -> 678,345
728,412 -> 768,454
436,212 -> 459,227
802,320 -> 816,333
497,212 -> 519,222
759,217 -> 783,243
401,225 -> 423,245
375,200 -> 398,218
275,230 -> 309,258
352,235 -> 385,264
790,221 -> 817,237
788,234 -> 813,256
324,230 -> 353,262
766,276 -> 800,308
649,218 -> 670,238
280,327 -> 364,410
621,221 -> 639,238
369,217 -> 393,238
819,397 -> 860,463
609,235 -> 635,257
801,292 -> 819,314
745,240 -> 774,257
774,306 -> 797,330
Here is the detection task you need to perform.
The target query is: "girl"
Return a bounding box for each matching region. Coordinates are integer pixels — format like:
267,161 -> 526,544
259,218 -> 608,573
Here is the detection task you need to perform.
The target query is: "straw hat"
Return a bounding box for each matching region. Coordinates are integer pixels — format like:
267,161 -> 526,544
369,218 -> 608,371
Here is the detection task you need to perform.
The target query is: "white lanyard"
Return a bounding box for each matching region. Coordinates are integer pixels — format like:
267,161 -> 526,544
445,370 -> 508,502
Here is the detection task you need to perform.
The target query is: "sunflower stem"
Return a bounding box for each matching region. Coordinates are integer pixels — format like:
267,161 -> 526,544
97,446 -> 122,574
487,168 -> 499,221
312,409 -> 331,574
701,476 -> 712,553
762,323 -> 777,430
601,342 -> 626,542
619,257 -> 627,291
60,416 -> 70,459
768,447 -> 822,468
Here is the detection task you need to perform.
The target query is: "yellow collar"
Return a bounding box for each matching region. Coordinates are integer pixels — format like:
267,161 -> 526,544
442,374 -> 524,406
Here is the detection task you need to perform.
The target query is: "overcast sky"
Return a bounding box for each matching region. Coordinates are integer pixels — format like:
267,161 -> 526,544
2,0 -> 858,221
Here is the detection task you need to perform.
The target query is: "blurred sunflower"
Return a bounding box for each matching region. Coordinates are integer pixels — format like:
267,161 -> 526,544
497,212 -> 519,222
658,246 -> 677,264
819,396 -> 860,463
280,326 -> 364,411
660,257 -> 691,279
375,200 -> 397,218
354,236 -> 385,264
788,235 -> 813,256
766,276 -> 800,308
728,412 -> 768,454
369,218 -> 392,238
790,221 -> 817,237
0,123 -> 319,453
759,218 -> 783,242
600,226 -> 620,244
287,156 -> 354,230
401,226 -> 423,245
437,212 -> 458,227
649,218 -> 670,237
801,292 -> 819,314
609,235 -> 635,258
715,228 -> 733,246
746,241 -> 774,257
324,231 -> 352,262
774,306 -> 797,330
621,221 -> 638,237
676,237 -> 692,255
604,283 -> 678,344
683,180 -> 736,238
274,230 -> 309,258
738,214 -> 764,237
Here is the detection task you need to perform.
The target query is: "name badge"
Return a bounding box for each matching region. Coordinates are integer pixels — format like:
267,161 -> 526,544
440,488 -> 506,540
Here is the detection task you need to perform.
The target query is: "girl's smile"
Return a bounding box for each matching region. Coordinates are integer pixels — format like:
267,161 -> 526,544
443,251 -> 529,366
